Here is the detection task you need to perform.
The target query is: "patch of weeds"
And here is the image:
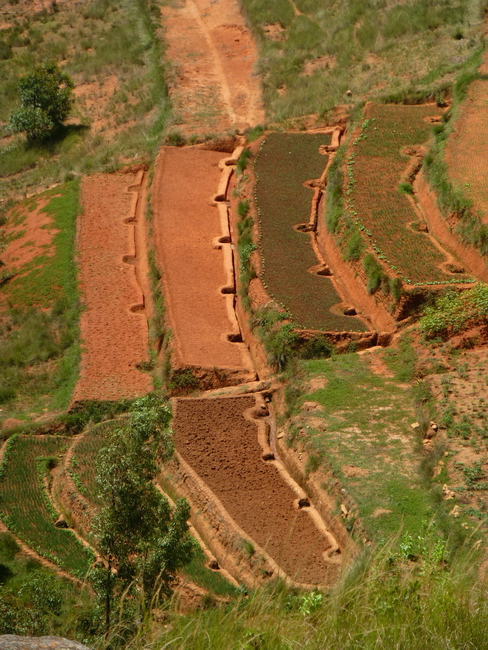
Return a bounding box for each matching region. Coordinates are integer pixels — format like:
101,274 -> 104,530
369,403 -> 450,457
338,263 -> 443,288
419,284 -> 488,339
169,369 -> 200,393
236,148 -> 251,175
383,333 -> 417,382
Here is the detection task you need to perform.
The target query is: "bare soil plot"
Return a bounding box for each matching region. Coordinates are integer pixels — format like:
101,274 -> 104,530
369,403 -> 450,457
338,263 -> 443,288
255,132 -> 367,331
173,395 -> 335,585
162,0 -> 264,135
152,146 -> 254,377
445,78 -> 488,225
73,170 -> 152,402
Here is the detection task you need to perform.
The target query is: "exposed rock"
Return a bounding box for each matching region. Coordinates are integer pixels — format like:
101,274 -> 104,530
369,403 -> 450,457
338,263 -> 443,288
0,636 -> 92,650
372,508 -> 392,518
410,422 -> 420,430
302,401 -> 323,412
442,484 -> 456,500
54,515 -> 68,529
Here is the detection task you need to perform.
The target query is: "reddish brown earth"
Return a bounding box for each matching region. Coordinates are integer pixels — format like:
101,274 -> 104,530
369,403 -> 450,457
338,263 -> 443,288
152,146 -> 254,375
415,171 -> 488,282
162,0 -> 264,135
72,170 -> 152,402
173,395 -> 334,585
1,197 -> 57,273
445,59 -> 488,225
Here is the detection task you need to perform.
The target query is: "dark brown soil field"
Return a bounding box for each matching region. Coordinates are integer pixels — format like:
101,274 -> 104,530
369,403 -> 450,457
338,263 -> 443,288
152,147 -> 254,375
173,395 -> 334,585
73,171 -> 152,402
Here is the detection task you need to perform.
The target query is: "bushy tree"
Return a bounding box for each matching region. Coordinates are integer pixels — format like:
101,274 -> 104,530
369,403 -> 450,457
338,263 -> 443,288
93,396 -> 195,632
9,62 -> 74,140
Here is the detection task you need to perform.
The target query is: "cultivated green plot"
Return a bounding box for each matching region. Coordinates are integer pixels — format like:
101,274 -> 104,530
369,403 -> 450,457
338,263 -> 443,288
255,132 -> 367,332
0,435 -> 93,578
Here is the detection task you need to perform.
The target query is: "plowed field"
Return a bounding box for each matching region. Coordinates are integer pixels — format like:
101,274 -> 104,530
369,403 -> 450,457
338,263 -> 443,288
152,147 -> 254,375
73,171 -> 152,402
173,395 -> 336,585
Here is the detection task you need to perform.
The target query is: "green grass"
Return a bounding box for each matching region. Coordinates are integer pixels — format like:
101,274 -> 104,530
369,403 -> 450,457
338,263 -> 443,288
0,435 -> 93,578
0,181 -> 81,415
254,132 -> 366,331
289,353 -> 454,541
71,424 -> 111,508
183,547 -> 241,599
344,104 -> 473,286
240,0 -> 484,122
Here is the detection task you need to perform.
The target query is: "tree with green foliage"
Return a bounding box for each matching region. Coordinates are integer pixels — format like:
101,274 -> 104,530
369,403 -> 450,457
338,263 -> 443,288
92,396 -> 195,634
9,62 -> 74,140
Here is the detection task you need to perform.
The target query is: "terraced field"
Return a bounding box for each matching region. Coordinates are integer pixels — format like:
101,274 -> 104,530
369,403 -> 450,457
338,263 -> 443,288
348,104 -> 472,286
255,132 -> 367,331
0,435 -> 93,578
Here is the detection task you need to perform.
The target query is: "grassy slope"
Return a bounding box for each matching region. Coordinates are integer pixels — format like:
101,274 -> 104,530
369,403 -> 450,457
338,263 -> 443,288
240,0 -> 485,122
0,181 -> 81,417
0,0 -> 171,203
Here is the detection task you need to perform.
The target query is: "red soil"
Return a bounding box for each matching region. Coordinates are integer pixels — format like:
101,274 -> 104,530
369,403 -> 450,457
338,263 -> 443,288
173,395 -> 335,585
152,146 -> 254,375
445,76 -> 488,225
1,197 -> 57,273
161,0 -> 264,135
415,171 -> 488,282
72,170 -> 152,402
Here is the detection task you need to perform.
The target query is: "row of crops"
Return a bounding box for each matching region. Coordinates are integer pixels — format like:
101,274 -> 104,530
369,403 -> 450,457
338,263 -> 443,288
254,132 -> 367,332
0,435 -> 93,579
346,104 -> 473,286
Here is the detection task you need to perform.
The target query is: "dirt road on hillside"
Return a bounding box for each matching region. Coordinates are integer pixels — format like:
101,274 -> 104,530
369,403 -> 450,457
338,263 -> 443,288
162,0 -> 264,135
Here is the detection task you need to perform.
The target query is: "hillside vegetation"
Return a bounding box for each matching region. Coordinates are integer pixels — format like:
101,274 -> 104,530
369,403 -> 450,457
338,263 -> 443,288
2,0 -> 488,648
240,0 -> 487,122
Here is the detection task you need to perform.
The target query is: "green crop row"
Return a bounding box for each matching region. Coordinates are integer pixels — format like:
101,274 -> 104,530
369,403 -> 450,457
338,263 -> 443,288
0,435 -> 93,578
253,132 -> 366,332
71,422 -> 115,507
343,104 -> 474,286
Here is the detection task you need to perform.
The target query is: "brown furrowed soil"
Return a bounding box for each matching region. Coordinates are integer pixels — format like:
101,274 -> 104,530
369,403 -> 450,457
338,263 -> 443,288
73,170 -> 152,402
173,395 -> 336,585
445,72 -> 488,224
162,0 -> 264,135
152,146 -> 255,377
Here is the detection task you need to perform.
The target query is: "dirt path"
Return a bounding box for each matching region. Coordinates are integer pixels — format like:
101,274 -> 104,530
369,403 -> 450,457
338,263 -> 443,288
72,169 -> 153,402
152,146 -> 255,380
162,0 -> 264,135
173,395 -> 340,585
